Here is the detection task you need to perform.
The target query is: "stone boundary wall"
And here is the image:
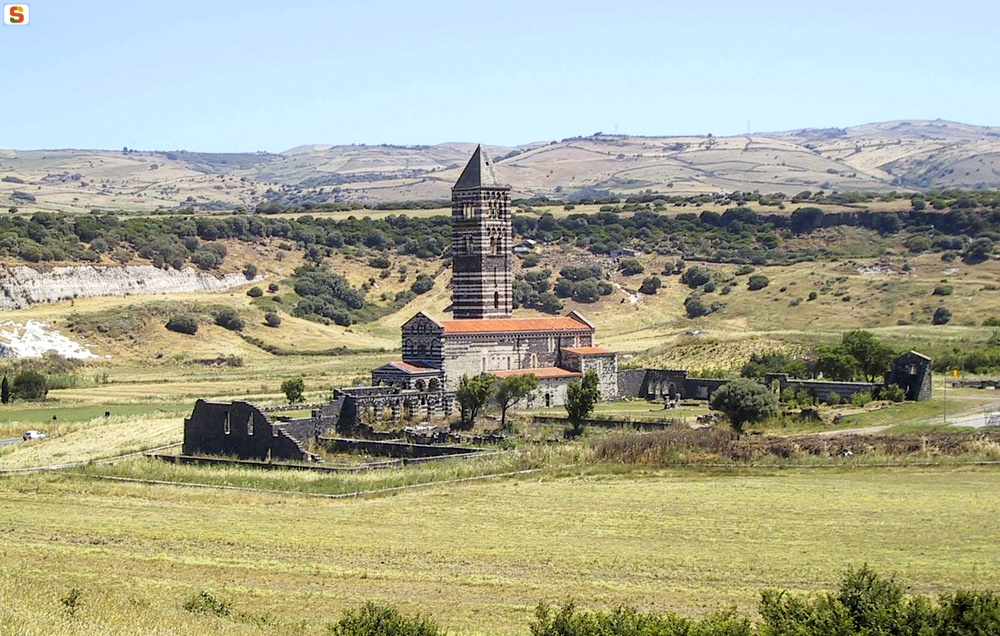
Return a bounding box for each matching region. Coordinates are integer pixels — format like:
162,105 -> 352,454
320,437 -> 480,459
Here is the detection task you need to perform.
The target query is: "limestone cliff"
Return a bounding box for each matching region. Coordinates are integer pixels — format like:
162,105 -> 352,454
0,265 -> 255,310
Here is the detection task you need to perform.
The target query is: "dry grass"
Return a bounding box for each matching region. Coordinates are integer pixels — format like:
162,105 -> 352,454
2,466 -> 1000,635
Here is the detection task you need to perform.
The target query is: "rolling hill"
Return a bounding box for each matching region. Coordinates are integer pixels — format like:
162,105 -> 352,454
3,120 -> 1000,215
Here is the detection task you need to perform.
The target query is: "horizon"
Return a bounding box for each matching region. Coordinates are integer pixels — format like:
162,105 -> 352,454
2,0 -> 998,153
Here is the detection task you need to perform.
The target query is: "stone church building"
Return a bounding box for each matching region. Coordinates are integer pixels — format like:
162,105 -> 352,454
372,146 -> 618,406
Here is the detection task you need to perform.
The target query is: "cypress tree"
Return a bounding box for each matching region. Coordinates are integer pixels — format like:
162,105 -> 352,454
1,375 -> 9,404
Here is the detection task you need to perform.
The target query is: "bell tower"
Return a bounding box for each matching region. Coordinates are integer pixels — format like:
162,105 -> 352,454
451,145 -> 513,319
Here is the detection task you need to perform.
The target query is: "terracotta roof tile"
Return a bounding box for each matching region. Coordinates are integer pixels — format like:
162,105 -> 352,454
492,367 -> 582,379
374,361 -> 440,374
441,316 -> 591,334
562,347 -> 613,355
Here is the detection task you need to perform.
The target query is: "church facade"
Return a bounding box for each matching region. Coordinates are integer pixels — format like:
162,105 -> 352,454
372,146 -> 618,406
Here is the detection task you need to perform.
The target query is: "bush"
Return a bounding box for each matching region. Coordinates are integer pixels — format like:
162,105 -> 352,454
521,252 -> 541,267
619,258 -> 644,275
330,602 -> 442,636
680,266 -> 711,289
808,291 -> 818,301
410,274 -> 434,295
183,590 -> 231,617
735,265 -> 756,276
639,276 -> 662,295
243,263 -> 257,279
852,390 -> 873,407
932,285 -> 953,296
702,281 -> 716,293
747,274 -> 770,291
933,306 -> 952,325
368,255 -> 391,269
165,315 -> 198,335
984,317 -> 1000,327
264,312 -> 281,327
880,384 -> 906,402
214,308 -> 245,332
684,295 -> 710,318
826,391 -> 842,406
267,282 -> 280,293
246,286 -> 263,298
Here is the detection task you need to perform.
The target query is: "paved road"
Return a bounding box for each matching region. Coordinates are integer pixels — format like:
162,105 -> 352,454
0,438 -> 21,446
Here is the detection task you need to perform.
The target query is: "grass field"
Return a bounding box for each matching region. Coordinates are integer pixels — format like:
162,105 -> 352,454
2,465 -> 1000,635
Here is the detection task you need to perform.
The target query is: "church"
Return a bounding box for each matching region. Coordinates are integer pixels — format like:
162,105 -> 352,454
372,146 -> 619,406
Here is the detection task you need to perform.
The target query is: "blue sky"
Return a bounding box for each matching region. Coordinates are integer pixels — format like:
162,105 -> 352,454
2,0 -> 998,152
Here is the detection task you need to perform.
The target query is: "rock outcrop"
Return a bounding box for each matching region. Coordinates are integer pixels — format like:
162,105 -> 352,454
0,265 -> 255,310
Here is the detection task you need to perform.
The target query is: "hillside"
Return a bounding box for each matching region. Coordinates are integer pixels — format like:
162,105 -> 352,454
4,120 -> 1000,214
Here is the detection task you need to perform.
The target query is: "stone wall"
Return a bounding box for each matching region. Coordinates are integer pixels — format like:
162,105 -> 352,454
765,374 -> 876,402
182,399 -> 315,461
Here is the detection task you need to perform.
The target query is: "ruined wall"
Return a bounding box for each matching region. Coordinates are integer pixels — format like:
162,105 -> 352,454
182,399 -> 314,461
765,374 -> 875,402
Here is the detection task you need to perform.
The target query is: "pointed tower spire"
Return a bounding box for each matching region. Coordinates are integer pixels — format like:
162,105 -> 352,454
453,144 -> 504,190
450,145 -> 513,320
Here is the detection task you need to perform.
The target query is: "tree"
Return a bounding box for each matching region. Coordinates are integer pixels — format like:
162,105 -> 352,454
709,378 -> 779,436
565,369 -> 601,436
247,286 -> 263,298
264,311 -> 281,327
281,377 -> 305,404
816,345 -> 859,381
455,374 -> 496,429
841,330 -> 894,383
493,373 -> 539,431
680,266 -> 711,289
243,263 -> 258,280
12,370 -> 48,401
1,375 -> 9,404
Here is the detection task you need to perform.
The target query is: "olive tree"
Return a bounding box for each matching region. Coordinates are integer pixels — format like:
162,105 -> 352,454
709,378 -> 779,436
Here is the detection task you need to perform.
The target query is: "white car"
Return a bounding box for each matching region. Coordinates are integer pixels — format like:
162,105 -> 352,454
22,430 -> 45,441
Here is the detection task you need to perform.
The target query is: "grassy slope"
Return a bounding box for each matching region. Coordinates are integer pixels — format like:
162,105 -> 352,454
2,466 -> 1000,635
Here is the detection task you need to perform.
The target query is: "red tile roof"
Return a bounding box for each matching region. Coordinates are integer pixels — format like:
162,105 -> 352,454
492,367 -> 582,379
378,361 -> 440,374
441,316 -> 591,334
562,347 -> 613,355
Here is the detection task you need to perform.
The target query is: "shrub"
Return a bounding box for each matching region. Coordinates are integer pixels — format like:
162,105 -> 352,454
684,295 -> 710,318
246,286 -> 263,298
267,282 -> 279,293
521,252 -> 541,268
852,390 -> 873,407
932,285 -> 953,296
410,274 -> 434,295
243,263 -> 257,279
826,391 -> 841,406
880,383 -> 906,402
330,602 -> 442,636
619,258 -> 644,275
735,265 -> 756,276
933,306 -> 952,325
984,317 -> 1000,327
747,274 -> 770,291
165,315 -> 198,335
808,291 -> 818,301
703,281 -> 716,293
638,276 -> 662,295
680,266 -> 711,289
368,255 -> 391,269
264,312 -> 281,327
183,590 -> 231,618
214,308 -> 245,332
